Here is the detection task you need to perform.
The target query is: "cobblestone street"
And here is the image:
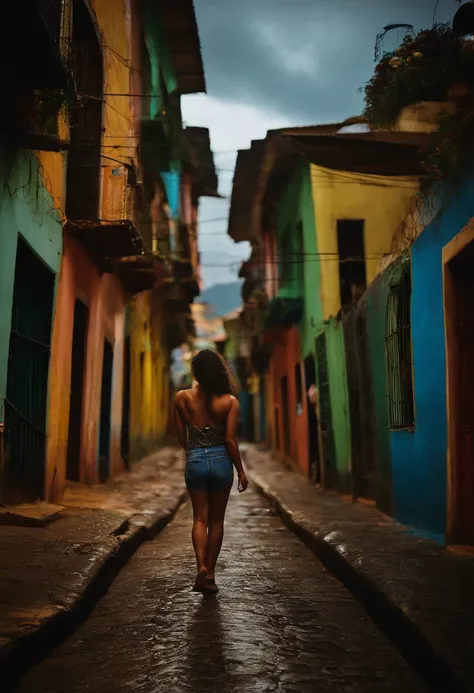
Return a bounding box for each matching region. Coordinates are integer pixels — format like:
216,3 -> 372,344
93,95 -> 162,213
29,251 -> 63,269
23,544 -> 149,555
16,488 -> 427,693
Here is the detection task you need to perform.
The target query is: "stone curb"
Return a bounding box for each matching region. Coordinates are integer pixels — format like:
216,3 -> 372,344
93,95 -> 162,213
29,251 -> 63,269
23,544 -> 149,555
247,465 -> 465,693
2,486 -> 187,691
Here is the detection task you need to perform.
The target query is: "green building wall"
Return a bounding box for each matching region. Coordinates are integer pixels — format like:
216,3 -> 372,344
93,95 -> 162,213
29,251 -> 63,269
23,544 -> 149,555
324,319 -> 352,493
275,161 -> 323,359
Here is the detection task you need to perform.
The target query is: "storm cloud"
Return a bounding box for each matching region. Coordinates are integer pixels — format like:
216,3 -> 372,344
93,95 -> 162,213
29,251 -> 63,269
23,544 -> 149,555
186,0 -> 461,287
195,0 -> 459,123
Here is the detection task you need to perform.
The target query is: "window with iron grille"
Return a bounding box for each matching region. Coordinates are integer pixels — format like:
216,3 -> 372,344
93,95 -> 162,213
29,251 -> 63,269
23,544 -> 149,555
385,265 -> 415,429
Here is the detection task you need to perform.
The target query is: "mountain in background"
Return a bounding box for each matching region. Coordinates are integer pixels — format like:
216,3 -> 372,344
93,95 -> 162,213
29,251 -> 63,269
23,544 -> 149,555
198,281 -> 242,317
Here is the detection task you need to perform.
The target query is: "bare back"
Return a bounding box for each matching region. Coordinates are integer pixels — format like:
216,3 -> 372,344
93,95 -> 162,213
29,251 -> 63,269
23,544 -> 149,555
176,387 -> 234,429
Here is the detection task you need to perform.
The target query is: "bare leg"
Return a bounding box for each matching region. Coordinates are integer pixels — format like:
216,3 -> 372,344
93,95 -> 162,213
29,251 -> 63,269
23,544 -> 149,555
206,486 -> 232,581
188,489 -> 209,573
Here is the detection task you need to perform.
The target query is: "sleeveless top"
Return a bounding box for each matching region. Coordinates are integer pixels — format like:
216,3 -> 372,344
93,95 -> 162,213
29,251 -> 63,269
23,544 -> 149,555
187,424 -> 226,450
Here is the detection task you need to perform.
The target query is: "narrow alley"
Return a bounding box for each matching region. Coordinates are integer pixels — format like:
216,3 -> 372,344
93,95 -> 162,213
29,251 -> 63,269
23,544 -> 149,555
16,489 -> 427,693
4,1 -> 474,691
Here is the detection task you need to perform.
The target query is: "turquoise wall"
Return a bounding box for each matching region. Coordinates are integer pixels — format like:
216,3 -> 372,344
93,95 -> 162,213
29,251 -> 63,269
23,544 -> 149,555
0,151 -> 62,418
143,1 -> 178,119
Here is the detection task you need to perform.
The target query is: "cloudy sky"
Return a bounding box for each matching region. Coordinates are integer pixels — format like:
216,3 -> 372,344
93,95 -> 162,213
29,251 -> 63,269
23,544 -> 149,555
181,0 -> 462,289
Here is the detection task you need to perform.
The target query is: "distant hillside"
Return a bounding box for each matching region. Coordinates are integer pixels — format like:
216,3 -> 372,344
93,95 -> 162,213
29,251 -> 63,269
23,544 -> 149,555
199,281 -> 242,317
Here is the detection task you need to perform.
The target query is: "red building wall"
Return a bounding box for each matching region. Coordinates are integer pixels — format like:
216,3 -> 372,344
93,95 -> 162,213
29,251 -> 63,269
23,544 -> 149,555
268,326 -> 309,475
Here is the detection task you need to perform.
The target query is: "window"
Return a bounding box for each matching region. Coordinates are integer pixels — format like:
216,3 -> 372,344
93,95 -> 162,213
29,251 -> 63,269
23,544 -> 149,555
336,220 -> 366,309
385,266 -> 415,429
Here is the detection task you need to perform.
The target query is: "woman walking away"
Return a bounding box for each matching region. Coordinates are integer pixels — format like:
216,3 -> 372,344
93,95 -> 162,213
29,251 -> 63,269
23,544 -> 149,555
174,349 -> 248,593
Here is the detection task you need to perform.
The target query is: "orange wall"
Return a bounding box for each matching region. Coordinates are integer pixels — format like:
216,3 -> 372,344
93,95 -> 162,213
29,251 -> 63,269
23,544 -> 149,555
46,235 -> 126,501
268,326 -> 308,475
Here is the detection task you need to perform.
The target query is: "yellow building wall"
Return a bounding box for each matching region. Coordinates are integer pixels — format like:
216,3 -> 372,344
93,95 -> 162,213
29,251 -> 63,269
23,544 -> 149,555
130,290 -> 170,461
37,0 -> 134,222
310,164 -> 419,319
37,148 -> 67,220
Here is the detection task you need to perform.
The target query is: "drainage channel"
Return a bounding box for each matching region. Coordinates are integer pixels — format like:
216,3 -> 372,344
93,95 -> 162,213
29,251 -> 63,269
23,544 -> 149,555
254,484 -> 464,693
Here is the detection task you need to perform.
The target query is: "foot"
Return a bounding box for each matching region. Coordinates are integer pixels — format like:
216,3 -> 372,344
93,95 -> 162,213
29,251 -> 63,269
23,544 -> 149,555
192,568 -> 208,592
203,577 -> 219,593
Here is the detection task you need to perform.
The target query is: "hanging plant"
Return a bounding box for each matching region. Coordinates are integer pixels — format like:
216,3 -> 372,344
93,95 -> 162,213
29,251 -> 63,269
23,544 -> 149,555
363,24 -> 474,129
419,106 -> 474,194
34,88 -> 73,137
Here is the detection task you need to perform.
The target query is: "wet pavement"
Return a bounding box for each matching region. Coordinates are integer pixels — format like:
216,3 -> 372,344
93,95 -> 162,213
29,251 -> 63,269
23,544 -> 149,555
0,448 -> 185,667
16,488 -> 427,692
245,446 -> 474,689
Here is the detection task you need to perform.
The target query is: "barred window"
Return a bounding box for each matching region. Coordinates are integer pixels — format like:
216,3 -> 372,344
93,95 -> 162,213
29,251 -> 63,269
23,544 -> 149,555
385,266 -> 415,429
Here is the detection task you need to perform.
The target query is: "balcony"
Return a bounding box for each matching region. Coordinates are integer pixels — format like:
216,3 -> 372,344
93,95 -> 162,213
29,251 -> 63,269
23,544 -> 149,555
65,219 -> 146,271
264,297 -> 303,331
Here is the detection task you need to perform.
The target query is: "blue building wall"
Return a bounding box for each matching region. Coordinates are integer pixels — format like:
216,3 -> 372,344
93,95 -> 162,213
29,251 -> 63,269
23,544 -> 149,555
390,178 -> 474,542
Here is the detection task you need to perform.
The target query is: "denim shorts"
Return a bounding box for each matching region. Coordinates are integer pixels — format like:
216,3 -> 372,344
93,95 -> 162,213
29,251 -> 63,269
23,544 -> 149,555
185,444 -> 234,492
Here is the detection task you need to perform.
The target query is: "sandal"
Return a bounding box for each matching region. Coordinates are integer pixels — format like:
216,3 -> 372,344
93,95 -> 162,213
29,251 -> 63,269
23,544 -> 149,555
203,577 -> 219,593
192,569 -> 208,592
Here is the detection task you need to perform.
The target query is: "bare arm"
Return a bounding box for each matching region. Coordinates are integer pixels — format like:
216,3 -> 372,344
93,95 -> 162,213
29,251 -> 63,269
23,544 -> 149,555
174,394 -> 188,451
225,398 -> 247,490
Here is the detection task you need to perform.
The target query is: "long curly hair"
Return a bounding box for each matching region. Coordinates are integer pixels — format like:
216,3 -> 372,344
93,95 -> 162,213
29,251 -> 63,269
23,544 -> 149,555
192,349 -> 235,405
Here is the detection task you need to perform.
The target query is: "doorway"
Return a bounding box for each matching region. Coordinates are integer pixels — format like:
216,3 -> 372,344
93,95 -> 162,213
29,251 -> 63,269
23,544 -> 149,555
280,375 -> 290,457
67,300 -> 88,482
5,237 -> 55,502
99,340 -> 114,483
247,394 -> 255,442
445,238 -> 474,544
354,310 -> 376,499
121,336 -> 131,470
316,333 -> 337,488
344,307 -> 376,501
304,354 -> 320,483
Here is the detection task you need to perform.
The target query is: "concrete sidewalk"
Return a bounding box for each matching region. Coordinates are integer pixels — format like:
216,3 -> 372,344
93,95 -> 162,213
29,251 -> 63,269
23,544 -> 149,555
0,446 -> 186,686
245,445 -> 474,692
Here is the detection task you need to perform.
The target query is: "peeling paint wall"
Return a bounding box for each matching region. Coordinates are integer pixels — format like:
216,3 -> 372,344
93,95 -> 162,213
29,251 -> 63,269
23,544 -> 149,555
0,149 -> 63,502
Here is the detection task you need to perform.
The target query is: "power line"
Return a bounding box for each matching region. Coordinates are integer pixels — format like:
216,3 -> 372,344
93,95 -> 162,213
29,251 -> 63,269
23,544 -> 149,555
200,255 -> 385,268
